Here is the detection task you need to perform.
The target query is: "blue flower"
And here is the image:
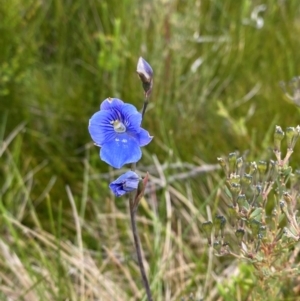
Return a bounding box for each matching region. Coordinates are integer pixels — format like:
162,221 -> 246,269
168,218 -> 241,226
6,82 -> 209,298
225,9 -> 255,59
88,98 -> 152,168
109,171 -> 140,197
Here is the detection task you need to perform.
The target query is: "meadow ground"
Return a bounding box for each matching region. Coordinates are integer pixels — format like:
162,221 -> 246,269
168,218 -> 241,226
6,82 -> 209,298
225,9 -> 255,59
1,0 -> 300,300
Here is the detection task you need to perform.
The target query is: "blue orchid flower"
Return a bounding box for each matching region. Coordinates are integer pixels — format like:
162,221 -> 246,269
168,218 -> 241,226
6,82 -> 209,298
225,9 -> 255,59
109,171 -> 140,197
88,98 -> 153,168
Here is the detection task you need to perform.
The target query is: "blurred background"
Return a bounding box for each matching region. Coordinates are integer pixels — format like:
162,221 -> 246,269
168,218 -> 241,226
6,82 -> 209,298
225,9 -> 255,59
1,0 -> 300,300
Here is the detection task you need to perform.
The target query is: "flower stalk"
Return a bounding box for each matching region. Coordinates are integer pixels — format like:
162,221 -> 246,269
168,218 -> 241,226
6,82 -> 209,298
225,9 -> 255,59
127,57 -> 154,301
129,174 -> 153,301
88,57 -> 154,301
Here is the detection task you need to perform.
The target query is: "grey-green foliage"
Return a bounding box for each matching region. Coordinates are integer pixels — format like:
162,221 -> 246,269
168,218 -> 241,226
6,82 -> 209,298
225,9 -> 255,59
203,125 -> 300,300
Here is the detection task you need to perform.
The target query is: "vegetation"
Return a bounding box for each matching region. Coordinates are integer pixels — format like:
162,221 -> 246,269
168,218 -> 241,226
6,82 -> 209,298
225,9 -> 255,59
1,0 -> 300,300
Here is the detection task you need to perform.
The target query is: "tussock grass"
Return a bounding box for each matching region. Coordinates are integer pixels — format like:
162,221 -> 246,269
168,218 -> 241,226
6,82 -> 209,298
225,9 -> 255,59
1,124 -> 225,301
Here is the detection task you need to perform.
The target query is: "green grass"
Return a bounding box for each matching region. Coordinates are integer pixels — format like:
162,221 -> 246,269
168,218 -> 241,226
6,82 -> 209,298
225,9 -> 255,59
1,0 -> 300,300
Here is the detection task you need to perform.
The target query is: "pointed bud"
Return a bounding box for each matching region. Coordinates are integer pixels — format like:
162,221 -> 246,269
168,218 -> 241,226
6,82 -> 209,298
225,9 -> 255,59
257,160 -> 267,182
137,57 -> 153,97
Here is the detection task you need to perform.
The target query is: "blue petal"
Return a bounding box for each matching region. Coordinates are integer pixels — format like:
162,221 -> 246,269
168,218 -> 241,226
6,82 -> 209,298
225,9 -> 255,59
137,128 -> 153,146
88,110 -> 116,146
120,103 -> 140,116
142,59 -> 153,77
120,104 -> 142,134
100,98 -> 124,111
100,133 -> 142,168
113,171 -> 139,183
109,171 -> 139,197
109,184 -> 126,197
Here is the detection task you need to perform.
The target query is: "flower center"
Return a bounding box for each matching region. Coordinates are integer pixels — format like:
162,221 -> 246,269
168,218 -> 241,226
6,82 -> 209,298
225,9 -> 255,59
112,120 -> 126,133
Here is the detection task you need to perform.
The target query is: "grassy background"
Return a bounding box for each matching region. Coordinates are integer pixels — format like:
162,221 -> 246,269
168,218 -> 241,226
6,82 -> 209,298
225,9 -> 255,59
1,0 -> 300,300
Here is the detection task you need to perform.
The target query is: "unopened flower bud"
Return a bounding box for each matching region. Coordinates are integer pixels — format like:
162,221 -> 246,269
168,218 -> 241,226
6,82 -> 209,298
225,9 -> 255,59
229,173 -> 240,184
259,225 -> 267,239
214,215 -> 226,238
237,193 -> 246,205
237,194 -> 249,212
257,160 -> 267,182
228,152 -> 237,173
274,125 -> 284,152
286,127 -> 296,149
227,205 -> 239,222
241,173 -> 252,188
217,157 -> 228,176
268,160 -> 277,181
236,157 -> 243,174
279,200 -> 286,213
137,57 -> 153,97
249,162 -> 257,176
213,240 -> 222,252
235,228 -> 245,242
283,191 -> 292,203
254,184 -> 262,196
229,182 -> 241,206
